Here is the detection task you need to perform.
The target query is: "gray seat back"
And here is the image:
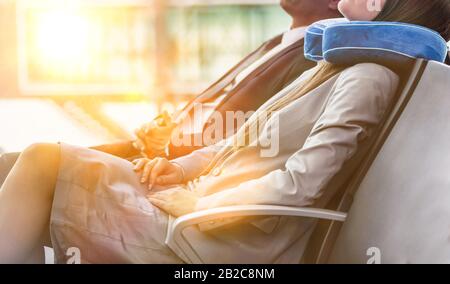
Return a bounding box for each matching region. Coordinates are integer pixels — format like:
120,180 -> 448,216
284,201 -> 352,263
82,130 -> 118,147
329,61 -> 450,264
304,59 -> 425,264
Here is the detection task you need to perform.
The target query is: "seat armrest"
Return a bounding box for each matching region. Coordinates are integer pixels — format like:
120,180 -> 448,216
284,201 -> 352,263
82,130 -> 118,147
165,205 -> 347,263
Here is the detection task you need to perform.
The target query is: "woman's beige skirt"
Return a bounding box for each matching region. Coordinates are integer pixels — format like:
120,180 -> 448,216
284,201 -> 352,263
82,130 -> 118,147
49,143 -> 183,264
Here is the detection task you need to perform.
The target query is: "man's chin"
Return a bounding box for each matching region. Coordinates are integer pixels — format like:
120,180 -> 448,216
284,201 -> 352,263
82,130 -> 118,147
280,0 -> 301,14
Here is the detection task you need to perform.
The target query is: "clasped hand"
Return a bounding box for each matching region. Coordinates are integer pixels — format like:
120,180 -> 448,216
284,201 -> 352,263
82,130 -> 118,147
133,157 -> 199,217
133,111 -> 177,158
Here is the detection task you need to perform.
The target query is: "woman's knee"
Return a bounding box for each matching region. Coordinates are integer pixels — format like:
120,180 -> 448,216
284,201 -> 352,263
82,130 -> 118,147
21,143 -> 60,166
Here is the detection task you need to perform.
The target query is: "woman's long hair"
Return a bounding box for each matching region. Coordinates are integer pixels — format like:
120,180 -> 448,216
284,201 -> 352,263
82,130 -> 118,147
374,0 -> 450,40
227,0 -> 450,155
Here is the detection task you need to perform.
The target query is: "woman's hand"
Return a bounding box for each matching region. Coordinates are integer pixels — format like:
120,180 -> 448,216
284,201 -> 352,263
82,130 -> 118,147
133,111 -> 177,158
133,157 -> 184,190
147,188 -> 199,217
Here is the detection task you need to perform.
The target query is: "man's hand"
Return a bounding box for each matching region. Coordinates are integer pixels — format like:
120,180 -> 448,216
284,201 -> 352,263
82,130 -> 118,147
133,157 -> 184,190
134,111 -> 177,158
147,188 -> 199,217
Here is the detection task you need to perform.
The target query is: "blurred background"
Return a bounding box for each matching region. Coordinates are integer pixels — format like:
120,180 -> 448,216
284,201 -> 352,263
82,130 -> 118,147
0,0 -> 289,153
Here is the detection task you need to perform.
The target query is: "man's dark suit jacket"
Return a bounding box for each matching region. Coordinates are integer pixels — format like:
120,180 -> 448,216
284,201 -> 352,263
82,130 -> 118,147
167,34 -> 316,159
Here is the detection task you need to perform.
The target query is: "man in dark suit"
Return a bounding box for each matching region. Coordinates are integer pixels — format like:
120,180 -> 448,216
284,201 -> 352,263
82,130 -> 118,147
0,0 -> 342,185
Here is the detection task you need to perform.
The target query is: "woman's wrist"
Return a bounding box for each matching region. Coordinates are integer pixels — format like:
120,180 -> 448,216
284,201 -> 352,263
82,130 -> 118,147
172,162 -> 186,183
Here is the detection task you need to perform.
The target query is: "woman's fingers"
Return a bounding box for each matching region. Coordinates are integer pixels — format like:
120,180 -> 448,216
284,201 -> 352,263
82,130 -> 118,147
141,159 -> 157,184
149,159 -> 166,187
133,138 -> 146,153
134,158 -> 177,190
148,193 -> 168,202
134,158 -> 167,190
149,190 -> 170,199
148,189 -> 177,204
133,159 -> 147,171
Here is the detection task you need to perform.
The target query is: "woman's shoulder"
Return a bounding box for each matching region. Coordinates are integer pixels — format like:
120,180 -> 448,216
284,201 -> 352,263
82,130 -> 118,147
334,63 -> 400,96
339,63 -> 399,84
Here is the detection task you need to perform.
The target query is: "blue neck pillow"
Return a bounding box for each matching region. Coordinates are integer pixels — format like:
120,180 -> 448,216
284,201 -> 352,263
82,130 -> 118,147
305,18 -> 449,65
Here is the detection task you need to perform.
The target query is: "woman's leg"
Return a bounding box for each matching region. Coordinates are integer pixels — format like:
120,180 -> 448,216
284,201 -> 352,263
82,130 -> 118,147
0,152 -> 20,187
0,143 -> 60,263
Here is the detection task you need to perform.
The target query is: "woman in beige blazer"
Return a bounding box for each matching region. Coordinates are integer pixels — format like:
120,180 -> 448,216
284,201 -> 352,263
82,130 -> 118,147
1,0 -> 449,263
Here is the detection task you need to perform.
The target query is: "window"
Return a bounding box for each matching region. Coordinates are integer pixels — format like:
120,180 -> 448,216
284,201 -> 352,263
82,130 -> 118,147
16,0 -> 288,97
17,0 -> 156,96
166,4 -> 289,94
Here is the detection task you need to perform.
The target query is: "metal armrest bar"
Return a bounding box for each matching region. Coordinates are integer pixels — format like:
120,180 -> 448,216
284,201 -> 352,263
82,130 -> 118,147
165,205 -> 347,263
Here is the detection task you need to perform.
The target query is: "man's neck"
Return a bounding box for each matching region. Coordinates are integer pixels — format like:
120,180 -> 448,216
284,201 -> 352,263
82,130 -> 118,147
291,19 -> 310,29
291,14 -> 341,29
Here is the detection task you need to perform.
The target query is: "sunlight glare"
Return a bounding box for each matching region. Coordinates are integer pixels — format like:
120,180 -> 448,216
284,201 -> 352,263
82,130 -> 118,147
35,10 -> 90,69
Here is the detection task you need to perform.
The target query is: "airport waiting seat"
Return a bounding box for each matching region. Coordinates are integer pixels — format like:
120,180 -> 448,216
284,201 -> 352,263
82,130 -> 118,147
166,59 -> 450,264
327,60 -> 450,264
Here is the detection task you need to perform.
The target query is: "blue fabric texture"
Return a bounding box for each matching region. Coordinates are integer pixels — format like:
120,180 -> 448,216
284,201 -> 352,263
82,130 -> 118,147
303,28 -> 323,61
304,18 -> 349,61
305,20 -> 449,65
